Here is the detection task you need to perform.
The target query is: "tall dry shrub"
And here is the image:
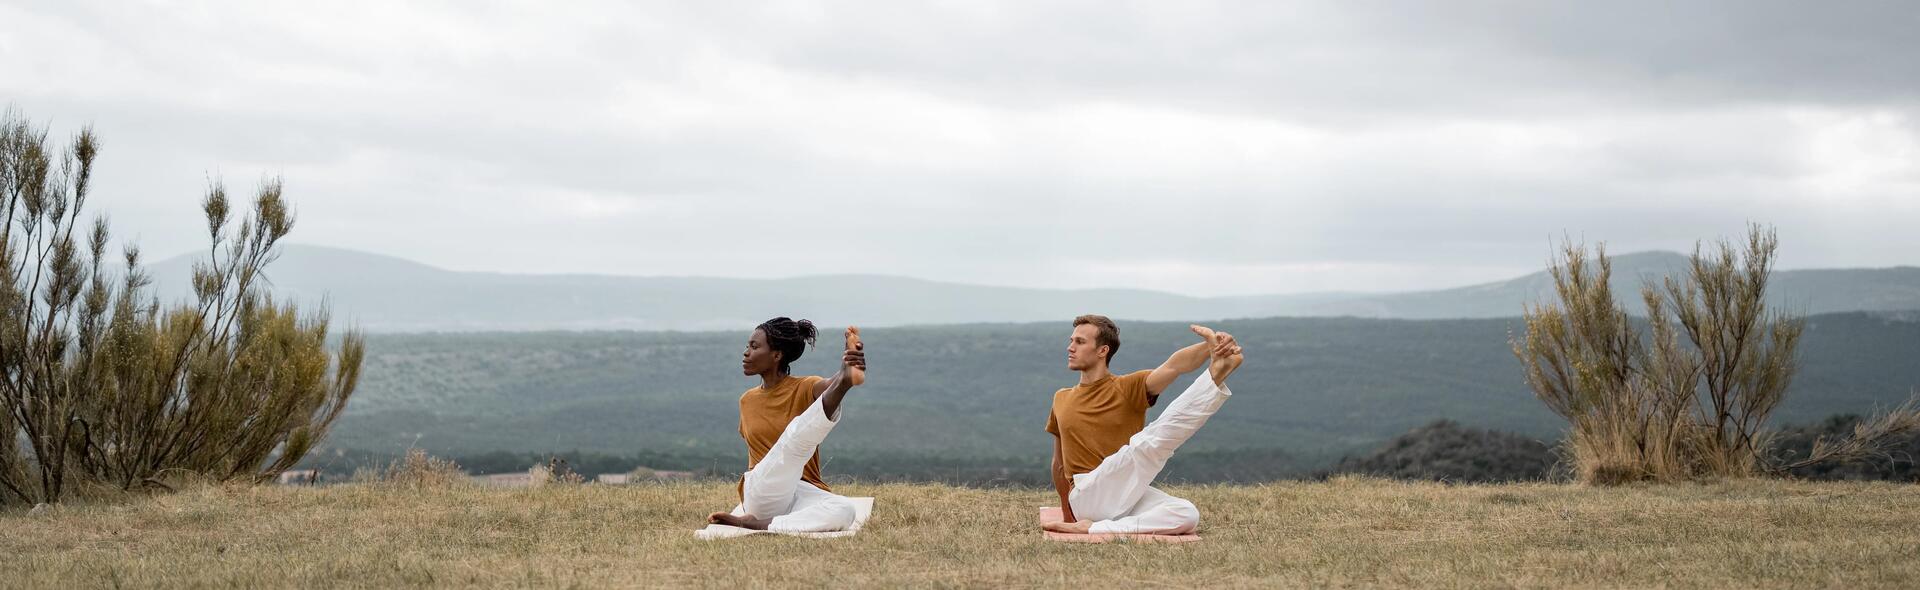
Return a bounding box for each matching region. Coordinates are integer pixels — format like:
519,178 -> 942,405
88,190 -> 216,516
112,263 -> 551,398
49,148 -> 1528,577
1512,243 -> 1694,484
1514,226 -> 1919,484
1658,230 -> 1803,475
0,109 -> 363,505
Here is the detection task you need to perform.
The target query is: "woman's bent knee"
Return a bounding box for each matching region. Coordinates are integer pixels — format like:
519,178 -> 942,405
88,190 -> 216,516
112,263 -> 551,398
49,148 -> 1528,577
767,497 -> 857,533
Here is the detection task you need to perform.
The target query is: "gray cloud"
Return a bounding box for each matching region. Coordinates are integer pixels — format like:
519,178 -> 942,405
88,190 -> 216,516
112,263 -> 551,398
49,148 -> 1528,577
1,1 -> 1914,296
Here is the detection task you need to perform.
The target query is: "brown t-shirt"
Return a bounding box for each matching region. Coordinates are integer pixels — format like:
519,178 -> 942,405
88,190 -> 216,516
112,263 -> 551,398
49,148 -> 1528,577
737,374 -> 830,498
1046,370 -> 1156,482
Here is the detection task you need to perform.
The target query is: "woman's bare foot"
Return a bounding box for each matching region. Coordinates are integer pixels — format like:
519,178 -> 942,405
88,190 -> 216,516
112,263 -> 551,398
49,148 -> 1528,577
845,327 -> 865,386
708,511 -> 773,530
1042,519 -> 1094,534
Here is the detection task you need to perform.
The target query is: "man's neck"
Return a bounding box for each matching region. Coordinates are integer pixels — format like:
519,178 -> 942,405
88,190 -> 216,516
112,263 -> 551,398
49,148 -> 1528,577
1076,364 -> 1113,386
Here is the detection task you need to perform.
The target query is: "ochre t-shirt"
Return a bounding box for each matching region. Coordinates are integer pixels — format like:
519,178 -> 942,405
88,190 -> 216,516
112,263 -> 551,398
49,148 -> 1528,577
738,374 -> 830,499
1046,370 -> 1156,481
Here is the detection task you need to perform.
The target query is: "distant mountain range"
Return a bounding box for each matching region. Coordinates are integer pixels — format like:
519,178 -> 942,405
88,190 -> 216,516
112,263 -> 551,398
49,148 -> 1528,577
142,245 -> 1920,332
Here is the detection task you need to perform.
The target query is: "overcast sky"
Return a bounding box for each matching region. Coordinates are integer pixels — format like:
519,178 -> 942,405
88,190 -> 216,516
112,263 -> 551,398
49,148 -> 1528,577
2,1 -> 1915,296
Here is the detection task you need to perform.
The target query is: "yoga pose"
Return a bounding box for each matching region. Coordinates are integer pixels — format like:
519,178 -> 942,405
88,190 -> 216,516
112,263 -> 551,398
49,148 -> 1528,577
1043,315 -> 1244,535
706,317 -> 866,532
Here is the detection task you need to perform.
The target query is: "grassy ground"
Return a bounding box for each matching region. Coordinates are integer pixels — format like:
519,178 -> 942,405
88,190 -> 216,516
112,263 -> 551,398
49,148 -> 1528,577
2,478 -> 1917,588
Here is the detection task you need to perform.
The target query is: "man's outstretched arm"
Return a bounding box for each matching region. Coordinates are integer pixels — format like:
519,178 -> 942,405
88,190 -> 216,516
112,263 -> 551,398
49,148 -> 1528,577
1136,326 -> 1244,395
1144,324 -> 1241,396
1144,343 -> 1209,398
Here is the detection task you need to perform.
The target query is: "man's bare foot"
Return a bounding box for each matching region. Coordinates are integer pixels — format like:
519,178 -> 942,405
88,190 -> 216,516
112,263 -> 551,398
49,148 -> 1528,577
708,511 -> 772,530
1043,519 -> 1094,534
1190,325 -> 1245,385
1210,350 -> 1243,385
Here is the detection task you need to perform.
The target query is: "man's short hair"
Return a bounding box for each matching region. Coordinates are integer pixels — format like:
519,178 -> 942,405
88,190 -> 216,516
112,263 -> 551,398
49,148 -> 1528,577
1074,314 -> 1121,364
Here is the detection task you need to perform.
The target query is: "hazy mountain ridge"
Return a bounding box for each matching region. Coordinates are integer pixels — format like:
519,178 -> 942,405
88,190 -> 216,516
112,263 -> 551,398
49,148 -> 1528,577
143,245 -> 1920,332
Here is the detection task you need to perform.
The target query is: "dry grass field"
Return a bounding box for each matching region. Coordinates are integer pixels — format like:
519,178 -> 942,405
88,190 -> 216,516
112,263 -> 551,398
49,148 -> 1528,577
3,477 -> 1917,588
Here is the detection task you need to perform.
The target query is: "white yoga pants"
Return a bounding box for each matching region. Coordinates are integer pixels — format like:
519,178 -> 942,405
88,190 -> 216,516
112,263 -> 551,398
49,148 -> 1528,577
727,396 -> 858,533
1068,375 -> 1232,534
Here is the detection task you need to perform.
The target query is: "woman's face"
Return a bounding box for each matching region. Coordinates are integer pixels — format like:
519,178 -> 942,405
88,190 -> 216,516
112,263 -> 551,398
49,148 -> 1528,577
742,328 -> 781,376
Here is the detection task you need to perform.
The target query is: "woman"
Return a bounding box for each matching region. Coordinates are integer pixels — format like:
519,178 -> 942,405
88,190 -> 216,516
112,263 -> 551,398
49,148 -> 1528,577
706,317 -> 866,532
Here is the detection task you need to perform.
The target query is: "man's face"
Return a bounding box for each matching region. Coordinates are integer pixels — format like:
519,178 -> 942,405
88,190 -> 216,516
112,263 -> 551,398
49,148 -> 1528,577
1067,324 -> 1108,372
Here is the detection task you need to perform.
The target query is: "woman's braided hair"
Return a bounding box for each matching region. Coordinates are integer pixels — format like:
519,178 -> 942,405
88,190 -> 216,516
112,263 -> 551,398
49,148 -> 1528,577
757,317 -> 817,375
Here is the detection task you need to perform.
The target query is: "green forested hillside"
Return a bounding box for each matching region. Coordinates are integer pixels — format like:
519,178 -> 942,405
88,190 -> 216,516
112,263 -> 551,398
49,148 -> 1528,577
314,313 -> 1920,481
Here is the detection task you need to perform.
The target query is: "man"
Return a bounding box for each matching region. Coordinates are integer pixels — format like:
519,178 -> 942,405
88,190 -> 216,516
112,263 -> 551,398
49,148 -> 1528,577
1043,315 -> 1244,535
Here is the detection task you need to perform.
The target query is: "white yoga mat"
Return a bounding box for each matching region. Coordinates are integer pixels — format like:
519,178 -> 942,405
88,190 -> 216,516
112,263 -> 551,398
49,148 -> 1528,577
693,497 -> 874,540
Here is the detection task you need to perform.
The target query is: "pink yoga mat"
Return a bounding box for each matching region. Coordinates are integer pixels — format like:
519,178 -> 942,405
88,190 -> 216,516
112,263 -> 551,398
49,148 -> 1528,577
1037,507 -> 1202,544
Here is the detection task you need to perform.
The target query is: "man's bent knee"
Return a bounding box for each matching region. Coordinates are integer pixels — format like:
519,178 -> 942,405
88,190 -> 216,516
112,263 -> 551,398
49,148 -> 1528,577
1165,498 -> 1200,534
